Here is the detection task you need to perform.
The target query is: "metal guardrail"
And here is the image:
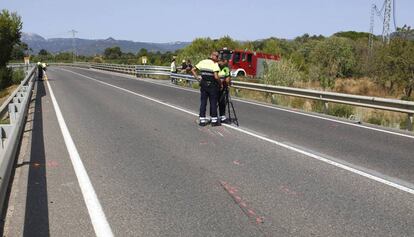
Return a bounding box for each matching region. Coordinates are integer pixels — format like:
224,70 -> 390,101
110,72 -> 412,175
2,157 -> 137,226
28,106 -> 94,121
136,65 -> 170,76
49,62 -> 90,69
0,65 -> 36,212
53,62 -> 414,131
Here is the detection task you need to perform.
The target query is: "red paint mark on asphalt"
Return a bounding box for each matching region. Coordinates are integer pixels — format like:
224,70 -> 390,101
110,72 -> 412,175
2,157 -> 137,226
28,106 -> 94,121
206,129 -> 216,137
219,181 -> 265,226
198,127 -> 219,145
32,161 -> 59,168
213,126 -> 231,137
256,216 -> 264,224
46,160 -> 59,168
247,209 -> 256,216
280,185 -> 302,197
219,126 -> 231,135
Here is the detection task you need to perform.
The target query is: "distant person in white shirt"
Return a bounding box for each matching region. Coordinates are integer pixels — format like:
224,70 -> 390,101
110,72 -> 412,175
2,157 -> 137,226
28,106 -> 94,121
170,57 -> 177,84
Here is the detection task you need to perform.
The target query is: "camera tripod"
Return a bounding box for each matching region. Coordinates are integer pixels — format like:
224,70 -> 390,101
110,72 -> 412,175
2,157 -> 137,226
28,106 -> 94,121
221,87 -> 239,126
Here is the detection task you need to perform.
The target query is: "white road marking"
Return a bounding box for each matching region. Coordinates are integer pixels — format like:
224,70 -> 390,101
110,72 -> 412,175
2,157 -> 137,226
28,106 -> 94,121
231,99 -> 414,139
78,67 -> 414,139
60,68 -> 414,195
45,76 -> 114,237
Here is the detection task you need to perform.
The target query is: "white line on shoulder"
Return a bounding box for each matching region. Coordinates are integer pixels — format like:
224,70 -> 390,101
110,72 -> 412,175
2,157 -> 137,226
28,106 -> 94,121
45,75 -> 114,237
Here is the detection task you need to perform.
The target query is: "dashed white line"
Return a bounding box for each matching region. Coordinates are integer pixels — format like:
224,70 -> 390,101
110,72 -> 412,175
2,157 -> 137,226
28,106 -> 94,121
45,76 -> 114,237
60,68 -> 414,195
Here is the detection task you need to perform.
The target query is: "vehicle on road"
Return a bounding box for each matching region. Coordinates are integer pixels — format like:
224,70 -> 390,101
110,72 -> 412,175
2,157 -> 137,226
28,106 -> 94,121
218,48 -> 280,77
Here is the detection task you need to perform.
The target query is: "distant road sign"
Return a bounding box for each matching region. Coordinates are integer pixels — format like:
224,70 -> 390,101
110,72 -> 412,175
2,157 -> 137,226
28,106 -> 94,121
142,56 -> 147,65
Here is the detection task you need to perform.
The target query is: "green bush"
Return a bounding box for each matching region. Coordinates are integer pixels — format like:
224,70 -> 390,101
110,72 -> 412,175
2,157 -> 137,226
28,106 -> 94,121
367,116 -> 383,125
327,104 -> 354,118
401,95 -> 414,101
312,101 -> 325,113
263,59 -> 302,87
290,97 -> 306,109
399,117 -> 414,130
0,67 -> 12,90
12,68 -> 24,84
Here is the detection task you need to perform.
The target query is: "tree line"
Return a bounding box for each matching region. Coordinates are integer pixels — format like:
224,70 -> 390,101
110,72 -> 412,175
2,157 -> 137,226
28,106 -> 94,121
3,9 -> 413,99
0,10 -> 23,90
175,31 -> 413,100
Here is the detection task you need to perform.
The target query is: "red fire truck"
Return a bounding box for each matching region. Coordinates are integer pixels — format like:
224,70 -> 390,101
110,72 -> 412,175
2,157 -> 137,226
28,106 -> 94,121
218,48 -> 280,77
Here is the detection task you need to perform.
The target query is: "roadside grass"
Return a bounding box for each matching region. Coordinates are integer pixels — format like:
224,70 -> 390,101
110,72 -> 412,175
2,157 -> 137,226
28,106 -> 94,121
0,85 -> 19,105
233,87 -> 412,130
141,74 -> 414,131
0,68 -> 26,124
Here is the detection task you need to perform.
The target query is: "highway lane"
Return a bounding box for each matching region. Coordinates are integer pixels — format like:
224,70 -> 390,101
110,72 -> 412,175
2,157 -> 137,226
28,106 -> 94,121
32,66 -> 414,236
65,67 -> 414,186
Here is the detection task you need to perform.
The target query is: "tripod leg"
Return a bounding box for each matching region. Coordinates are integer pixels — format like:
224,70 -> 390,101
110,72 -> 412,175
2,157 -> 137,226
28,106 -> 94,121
225,89 -> 239,126
229,101 -> 239,126
226,90 -> 232,124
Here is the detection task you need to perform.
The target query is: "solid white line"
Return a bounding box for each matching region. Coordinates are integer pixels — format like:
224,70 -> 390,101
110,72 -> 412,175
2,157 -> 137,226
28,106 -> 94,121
60,68 -> 414,195
79,67 -> 414,139
230,99 -> 414,139
45,77 -> 114,237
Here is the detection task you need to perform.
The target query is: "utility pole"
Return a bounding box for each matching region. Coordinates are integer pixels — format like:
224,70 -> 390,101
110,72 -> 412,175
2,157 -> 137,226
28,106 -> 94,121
368,4 -> 376,52
368,0 -> 396,55
69,29 -> 78,62
382,0 -> 392,43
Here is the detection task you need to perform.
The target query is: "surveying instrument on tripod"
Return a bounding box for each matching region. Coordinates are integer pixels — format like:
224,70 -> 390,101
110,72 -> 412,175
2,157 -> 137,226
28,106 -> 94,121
216,55 -> 239,127
221,86 -> 239,126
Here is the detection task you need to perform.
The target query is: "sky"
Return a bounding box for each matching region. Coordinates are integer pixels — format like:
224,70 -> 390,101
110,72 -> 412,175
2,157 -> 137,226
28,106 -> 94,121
1,0 -> 413,43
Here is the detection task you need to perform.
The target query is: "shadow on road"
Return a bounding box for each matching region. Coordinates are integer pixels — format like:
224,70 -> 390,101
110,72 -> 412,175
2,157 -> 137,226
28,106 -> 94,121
23,81 -> 50,237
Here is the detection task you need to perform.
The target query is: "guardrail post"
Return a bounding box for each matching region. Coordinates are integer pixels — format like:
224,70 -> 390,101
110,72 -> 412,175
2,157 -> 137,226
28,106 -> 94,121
323,102 -> 329,114
271,94 -> 277,104
0,126 -> 7,150
235,89 -> 240,97
0,125 -> 12,150
12,97 -> 22,105
0,127 -> 5,150
21,86 -> 29,93
8,104 -> 17,124
408,113 -> 413,131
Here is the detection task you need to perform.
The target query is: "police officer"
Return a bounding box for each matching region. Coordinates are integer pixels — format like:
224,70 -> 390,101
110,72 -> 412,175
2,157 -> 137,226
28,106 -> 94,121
191,51 -> 221,126
218,59 -> 231,123
37,62 -> 43,80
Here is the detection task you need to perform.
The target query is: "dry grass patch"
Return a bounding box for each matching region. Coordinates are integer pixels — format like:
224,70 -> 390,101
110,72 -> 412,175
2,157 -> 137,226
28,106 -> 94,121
0,84 -> 19,105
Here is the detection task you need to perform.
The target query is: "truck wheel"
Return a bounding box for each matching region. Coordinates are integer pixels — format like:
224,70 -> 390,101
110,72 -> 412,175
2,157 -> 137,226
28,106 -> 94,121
237,71 -> 245,77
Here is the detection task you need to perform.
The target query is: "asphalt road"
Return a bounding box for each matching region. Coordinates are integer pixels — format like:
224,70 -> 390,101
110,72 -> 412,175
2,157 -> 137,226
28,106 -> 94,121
6,66 -> 414,236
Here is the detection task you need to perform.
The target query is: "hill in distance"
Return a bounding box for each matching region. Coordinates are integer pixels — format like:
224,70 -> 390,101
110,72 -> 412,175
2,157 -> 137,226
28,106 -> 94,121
22,33 -> 190,56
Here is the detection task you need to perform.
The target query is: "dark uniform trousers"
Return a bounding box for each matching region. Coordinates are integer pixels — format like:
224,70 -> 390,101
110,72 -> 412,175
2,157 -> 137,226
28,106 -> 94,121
38,66 -> 43,80
199,81 -> 219,119
218,86 -> 227,117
